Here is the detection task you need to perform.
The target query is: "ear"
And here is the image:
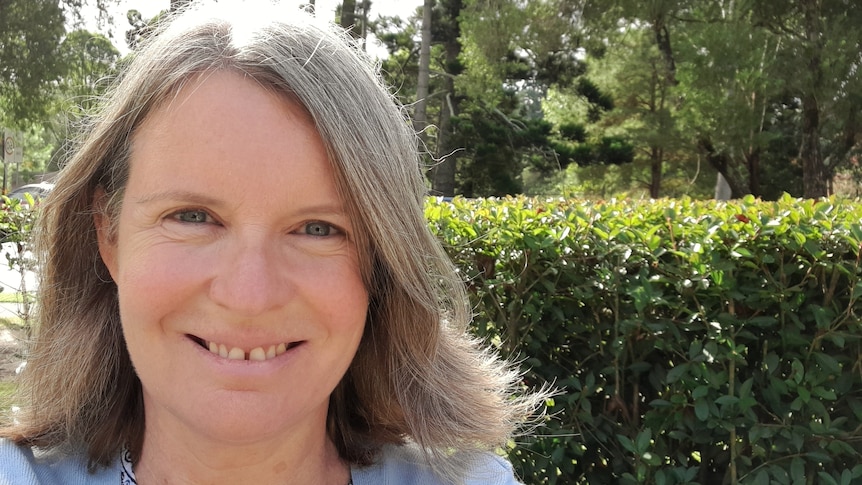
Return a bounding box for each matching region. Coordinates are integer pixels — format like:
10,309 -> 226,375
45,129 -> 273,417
93,187 -> 119,280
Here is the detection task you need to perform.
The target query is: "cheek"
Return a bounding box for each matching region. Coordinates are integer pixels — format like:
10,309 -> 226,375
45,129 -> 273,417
115,245 -> 211,321
295,256 -> 368,330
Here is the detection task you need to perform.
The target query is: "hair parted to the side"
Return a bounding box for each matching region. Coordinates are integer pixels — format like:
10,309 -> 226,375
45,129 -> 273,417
0,2 -> 545,483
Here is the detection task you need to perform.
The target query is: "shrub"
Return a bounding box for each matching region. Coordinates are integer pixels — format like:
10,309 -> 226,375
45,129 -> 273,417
0,195 -> 38,331
427,194 -> 862,485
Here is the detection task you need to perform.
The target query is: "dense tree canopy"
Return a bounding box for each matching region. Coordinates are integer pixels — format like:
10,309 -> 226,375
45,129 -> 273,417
0,0 -> 67,124
0,0 -> 119,182
2,0 -> 860,199
371,0 -> 862,199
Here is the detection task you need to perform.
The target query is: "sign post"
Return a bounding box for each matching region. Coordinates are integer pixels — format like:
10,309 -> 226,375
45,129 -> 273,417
2,130 -> 23,194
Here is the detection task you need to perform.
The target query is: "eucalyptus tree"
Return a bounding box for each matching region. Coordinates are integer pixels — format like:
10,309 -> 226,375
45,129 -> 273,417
677,0 -> 862,198
671,2 -> 790,198
575,0 -> 699,198
0,0 -> 118,126
454,0 -> 587,195
0,0 -> 67,125
750,0 -> 862,198
427,0 -> 466,196
413,0 -> 433,152
376,0 -> 551,196
36,29 -> 120,175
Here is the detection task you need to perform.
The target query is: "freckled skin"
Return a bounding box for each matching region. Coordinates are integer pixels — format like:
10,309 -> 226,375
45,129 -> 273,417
97,71 -> 366,484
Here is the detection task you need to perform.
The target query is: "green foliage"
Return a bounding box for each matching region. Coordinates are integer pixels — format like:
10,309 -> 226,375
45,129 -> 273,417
0,381 -> 17,415
0,0 -> 66,125
451,105 -> 560,196
428,195 -> 862,484
0,0 -> 119,125
0,196 -> 39,331
575,78 -> 613,115
555,135 -> 636,169
1,1 -> 122,181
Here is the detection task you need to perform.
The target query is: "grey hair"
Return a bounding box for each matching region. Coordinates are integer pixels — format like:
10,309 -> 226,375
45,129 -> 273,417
2,3 -> 543,483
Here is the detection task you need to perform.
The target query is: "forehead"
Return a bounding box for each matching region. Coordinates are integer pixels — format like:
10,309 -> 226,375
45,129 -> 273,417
126,71 -> 340,206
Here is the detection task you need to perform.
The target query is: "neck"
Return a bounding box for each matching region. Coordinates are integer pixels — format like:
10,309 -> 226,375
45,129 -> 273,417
135,414 -> 350,485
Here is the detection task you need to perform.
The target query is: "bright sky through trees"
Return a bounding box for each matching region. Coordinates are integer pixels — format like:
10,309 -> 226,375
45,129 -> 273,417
114,0 -> 420,19
93,0 -> 420,54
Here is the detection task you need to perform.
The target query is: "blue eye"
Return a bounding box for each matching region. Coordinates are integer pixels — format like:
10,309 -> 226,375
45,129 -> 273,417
305,222 -> 333,236
175,210 -> 211,223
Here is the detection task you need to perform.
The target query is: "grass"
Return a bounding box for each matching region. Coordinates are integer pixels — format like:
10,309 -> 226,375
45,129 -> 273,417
0,319 -> 23,416
0,380 -> 16,414
0,292 -> 34,330
0,292 -> 24,303
0,316 -> 24,329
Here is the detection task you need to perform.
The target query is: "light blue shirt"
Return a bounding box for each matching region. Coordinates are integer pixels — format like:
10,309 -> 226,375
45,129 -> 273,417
0,439 -> 523,484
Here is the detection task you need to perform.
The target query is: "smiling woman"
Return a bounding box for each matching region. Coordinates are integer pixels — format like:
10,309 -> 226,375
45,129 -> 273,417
0,2 -> 545,485
94,71 -> 368,484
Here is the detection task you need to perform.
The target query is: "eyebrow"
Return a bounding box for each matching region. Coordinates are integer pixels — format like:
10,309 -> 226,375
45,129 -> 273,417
133,189 -> 349,217
134,190 -> 224,208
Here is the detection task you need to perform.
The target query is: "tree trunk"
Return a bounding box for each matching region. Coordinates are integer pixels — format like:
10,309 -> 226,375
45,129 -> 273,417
431,0 -> 462,197
340,0 -> 359,37
433,95 -> 457,196
413,0 -> 434,139
650,146 -> 662,198
652,21 -> 677,86
746,149 -> 761,196
800,0 -> 828,198
801,96 -> 827,198
359,1 -> 371,50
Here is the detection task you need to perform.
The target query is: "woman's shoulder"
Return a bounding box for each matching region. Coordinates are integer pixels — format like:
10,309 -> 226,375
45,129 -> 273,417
351,444 -> 523,485
0,439 -> 119,485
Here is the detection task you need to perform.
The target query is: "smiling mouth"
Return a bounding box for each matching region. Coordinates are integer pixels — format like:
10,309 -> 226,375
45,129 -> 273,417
190,336 -> 303,361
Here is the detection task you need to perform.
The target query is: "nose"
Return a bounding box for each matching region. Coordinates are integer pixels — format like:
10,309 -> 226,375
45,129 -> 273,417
208,235 -> 289,317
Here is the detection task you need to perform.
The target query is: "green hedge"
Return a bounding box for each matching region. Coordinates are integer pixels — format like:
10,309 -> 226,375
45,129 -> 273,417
427,195 -> 862,485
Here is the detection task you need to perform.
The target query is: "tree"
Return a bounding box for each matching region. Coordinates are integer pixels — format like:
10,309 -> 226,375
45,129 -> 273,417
454,0 -> 588,195
340,0 -> 359,37
577,0 -> 692,198
25,29 -> 120,177
429,0 -> 464,197
52,30 -> 120,127
671,2 -> 786,198
0,0 -> 66,125
373,13 -> 421,96
413,0 -> 433,152
598,27 -> 681,198
380,0 -> 862,199
752,0 -> 862,197
0,0 -> 118,126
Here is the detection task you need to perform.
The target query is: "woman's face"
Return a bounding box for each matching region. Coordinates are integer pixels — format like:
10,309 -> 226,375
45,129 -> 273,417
97,71 -> 368,447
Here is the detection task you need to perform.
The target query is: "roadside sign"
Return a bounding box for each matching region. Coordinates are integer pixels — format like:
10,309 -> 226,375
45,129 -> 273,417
2,131 -> 23,165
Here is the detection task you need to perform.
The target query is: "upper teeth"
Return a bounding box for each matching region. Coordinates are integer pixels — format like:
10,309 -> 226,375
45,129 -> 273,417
207,341 -> 288,361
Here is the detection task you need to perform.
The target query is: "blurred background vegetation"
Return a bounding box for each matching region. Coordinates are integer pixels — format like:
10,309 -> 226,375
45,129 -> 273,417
3,3 -> 862,482
1,0 -> 860,201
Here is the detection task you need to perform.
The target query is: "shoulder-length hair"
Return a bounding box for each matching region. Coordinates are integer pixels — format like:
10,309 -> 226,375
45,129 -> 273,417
3,3 -> 541,482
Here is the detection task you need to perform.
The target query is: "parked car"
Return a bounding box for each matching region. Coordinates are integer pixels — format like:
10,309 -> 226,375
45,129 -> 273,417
5,182 -> 54,207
